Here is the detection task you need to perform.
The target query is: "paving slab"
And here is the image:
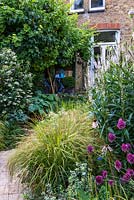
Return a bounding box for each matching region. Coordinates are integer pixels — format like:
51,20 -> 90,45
0,151 -> 23,200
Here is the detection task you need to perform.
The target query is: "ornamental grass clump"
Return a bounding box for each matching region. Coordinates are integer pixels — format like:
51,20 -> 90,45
8,109 -> 95,194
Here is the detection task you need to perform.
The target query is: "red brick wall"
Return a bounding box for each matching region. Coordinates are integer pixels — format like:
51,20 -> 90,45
75,0 -> 134,42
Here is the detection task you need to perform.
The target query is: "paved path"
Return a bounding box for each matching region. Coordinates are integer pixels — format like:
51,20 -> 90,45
0,151 -> 23,200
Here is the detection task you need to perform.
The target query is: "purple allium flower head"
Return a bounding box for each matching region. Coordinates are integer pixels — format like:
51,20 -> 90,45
87,145 -> 94,154
95,175 -> 103,185
127,143 -> 131,151
127,153 -> 134,164
115,160 -> 122,172
121,143 -> 131,152
101,170 -> 108,179
121,173 -> 131,182
126,168 -> 134,177
108,179 -> 114,186
117,118 -> 126,129
108,133 -> 116,143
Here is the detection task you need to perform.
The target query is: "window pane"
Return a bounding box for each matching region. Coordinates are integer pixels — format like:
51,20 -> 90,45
95,32 -> 116,43
94,47 -> 101,62
91,0 -> 103,8
73,0 -> 83,10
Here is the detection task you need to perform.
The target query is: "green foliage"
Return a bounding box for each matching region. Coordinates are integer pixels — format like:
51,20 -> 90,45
59,94 -> 90,111
65,163 -> 90,200
23,163 -> 90,200
0,0 -> 94,71
22,161 -> 131,200
91,53 -> 134,143
9,110 -> 29,123
28,91 -> 59,115
0,120 -> 25,150
0,48 -> 33,118
62,77 -> 75,88
8,109 -> 95,195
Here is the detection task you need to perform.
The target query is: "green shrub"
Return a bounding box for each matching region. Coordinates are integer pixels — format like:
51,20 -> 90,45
0,48 -> 33,119
62,77 -> 75,88
0,0 -> 94,71
0,121 -> 25,150
8,109 -> 95,195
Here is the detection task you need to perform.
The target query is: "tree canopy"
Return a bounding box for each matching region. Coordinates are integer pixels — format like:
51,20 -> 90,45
0,0 -> 94,71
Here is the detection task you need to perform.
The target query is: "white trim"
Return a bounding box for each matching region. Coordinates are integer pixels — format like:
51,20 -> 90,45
89,0 -> 105,12
70,8 -> 84,13
128,10 -> 134,15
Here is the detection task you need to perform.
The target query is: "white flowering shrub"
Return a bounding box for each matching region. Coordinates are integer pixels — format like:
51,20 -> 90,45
0,48 -> 33,118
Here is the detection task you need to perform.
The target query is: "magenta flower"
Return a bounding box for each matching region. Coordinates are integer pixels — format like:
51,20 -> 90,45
121,143 -> 131,152
101,170 -> 108,179
127,153 -> 134,164
87,145 -> 94,154
108,133 -> 116,143
126,168 -> 134,177
117,118 -> 126,129
115,160 -> 122,172
108,179 -> 114,186
95,175 -> 103,185
121,173 -> 131,182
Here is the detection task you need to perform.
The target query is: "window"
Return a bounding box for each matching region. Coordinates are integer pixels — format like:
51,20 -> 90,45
89,0 -> 105,11
94,31 -> 117,43
89,30 -> 120,86
70,0 -> 84,13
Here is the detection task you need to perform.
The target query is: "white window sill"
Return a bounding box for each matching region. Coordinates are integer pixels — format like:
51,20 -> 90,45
70,8 -> 84,13
89,7 -> 105,12
94,42 -> 117,46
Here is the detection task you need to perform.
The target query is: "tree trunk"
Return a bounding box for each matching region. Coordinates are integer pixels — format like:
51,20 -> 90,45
47,68 -> 55,94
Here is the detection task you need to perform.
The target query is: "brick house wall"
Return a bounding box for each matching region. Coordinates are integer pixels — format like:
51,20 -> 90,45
69,0 -> 134,91
78,0 -> 134,42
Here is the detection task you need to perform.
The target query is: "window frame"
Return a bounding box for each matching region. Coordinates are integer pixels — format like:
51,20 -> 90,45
93,30 -> 120,64
70,0 -> 84,13
89,0 -> 105,12
94,30 -> 120,45
89,30 -> 120,86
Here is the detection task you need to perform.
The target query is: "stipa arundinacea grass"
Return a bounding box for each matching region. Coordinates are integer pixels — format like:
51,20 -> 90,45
8,109 -> 96,194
